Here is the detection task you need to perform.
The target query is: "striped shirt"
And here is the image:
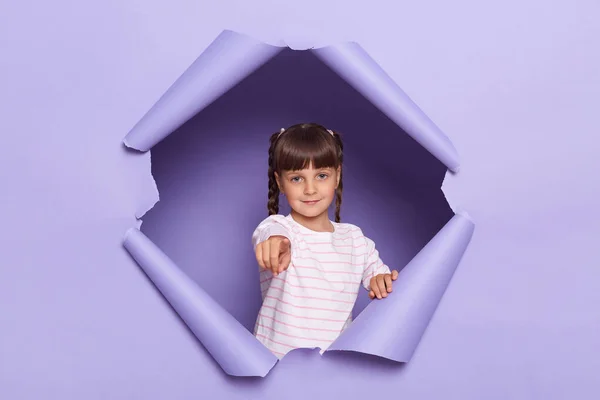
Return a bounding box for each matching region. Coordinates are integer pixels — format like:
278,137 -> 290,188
251,214 -> 391,358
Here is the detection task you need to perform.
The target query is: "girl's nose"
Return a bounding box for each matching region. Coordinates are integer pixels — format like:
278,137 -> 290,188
304,183 -> 316,195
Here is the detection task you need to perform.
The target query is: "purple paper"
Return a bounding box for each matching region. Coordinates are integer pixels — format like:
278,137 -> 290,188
123,30 -> 459,172
123,228 -> 278,377
124,30 -> 284,152
312,44 -> 460,172
326,212 -> 474,360
119,29 -> 472,377
5,3 -> 600,398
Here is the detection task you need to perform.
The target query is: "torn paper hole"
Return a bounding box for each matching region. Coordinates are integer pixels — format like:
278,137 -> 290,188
122,29 -> 475,377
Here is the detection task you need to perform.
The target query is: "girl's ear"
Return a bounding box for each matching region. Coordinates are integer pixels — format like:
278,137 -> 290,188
336,167 -> 341,188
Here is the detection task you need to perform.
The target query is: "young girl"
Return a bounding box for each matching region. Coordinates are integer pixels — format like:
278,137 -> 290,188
252,122 -> 399,359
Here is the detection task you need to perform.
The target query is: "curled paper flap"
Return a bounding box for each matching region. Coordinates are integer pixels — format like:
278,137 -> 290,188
311,44 -> 460,172
123,29 -> 460,173
326,212 -> 474,361
123,228 -> 278,377
123,30 -> 284,152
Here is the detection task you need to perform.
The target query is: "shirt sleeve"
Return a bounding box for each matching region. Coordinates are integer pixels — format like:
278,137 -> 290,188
251,214 -> 294,250
361,235 -> 391,291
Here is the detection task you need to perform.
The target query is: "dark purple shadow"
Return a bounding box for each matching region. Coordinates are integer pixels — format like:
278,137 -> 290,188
140,48 -> 453,337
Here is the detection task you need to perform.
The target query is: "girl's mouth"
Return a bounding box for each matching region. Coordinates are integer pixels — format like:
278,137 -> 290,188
302,200 -> 320,205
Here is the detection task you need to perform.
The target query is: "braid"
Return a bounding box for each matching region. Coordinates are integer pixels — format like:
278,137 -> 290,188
335,179 -> 343,223
332,130 -> 344,223
267,132 -> 280,216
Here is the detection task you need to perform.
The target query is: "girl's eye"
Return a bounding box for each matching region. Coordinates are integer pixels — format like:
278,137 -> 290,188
290,174 -> 328,182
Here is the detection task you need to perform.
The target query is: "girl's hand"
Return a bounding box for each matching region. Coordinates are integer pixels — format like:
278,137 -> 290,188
369,270 -> 399,299
255,235 -> 291,276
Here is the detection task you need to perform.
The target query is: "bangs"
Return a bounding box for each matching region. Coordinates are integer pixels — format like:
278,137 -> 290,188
274,124 -> 340,172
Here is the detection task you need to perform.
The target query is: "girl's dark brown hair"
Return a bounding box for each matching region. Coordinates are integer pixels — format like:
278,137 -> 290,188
267,122 -> 344,222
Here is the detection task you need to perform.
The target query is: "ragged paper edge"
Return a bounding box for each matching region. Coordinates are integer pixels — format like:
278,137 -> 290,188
442,168 -> 469,218
121,27 -> 473,376
135,149 -> 159,229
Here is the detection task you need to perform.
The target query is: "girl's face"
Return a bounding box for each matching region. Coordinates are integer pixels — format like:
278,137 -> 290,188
275,163 -> 340,220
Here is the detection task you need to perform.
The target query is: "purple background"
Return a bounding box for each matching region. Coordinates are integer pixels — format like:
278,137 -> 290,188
2,1 -> 600,399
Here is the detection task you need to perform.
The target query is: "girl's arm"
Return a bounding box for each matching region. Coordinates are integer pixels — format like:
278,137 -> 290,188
251,215 -> 294,250
361,236 -> 392,292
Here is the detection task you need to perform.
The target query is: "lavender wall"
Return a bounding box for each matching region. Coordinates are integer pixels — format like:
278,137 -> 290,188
2,1 -> 599,399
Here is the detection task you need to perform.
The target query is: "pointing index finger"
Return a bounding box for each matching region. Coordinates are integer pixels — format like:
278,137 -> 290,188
270,238 -> 281,275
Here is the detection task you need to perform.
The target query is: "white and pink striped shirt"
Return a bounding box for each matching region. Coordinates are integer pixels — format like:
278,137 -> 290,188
251,214 -> 391,358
